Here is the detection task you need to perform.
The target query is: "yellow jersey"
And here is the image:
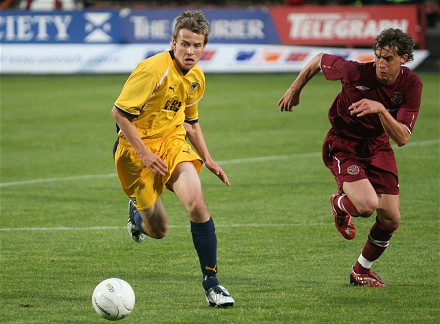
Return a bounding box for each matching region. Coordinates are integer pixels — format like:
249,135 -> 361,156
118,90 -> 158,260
114,51 -> 205,139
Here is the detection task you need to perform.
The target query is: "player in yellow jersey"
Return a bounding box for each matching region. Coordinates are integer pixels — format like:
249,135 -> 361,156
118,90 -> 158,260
111,10 -> 234,307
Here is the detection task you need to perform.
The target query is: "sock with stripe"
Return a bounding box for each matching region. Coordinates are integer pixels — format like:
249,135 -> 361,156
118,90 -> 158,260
333,194 -> 360,217
354,216 -> 398,274
191,217 -> 219,290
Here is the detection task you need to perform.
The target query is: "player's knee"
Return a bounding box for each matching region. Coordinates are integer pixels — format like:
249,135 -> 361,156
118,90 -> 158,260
186,198 -> 209,221
377,212 -> 401,229
151,233 -> 166,239
356,196 -> 379,217
148,228 -> 167,239
145,224 -> 167,239
357,198 -> 378,218
358,208 -> 375,218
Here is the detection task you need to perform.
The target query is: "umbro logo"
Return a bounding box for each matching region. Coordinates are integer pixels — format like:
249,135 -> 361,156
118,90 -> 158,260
356,86 -> 370,91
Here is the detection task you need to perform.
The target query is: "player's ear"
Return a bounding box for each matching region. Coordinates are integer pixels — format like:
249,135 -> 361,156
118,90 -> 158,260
400,54 -> 409,65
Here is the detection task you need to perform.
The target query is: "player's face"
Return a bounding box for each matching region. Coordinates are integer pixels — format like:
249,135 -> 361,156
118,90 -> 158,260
172,29 -> 206,71
374,45 -> 408,86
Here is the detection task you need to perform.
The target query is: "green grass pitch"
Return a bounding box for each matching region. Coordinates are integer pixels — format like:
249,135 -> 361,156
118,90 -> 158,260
0,72 -> 439,323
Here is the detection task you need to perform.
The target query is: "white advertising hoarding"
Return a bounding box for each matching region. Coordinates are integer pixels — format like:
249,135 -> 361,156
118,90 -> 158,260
0,44 -> 429,74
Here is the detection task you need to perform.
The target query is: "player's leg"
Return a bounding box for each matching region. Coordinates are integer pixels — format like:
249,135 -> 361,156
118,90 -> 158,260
342,178 -> 378,217
169,162 -> 210,222
169,162 -> 234,307
351,165 -> 400,287
169,162 -> 215,280
351,194 -> 400,287
323,137 -> 377,239
330,178 -> 377,240
115,145 -> 168,241
115,147 -> 171,242
133,199 -> 168,239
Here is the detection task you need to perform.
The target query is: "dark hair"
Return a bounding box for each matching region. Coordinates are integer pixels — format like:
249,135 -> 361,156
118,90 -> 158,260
172,10 -> 210,45
374,28 -> 415,62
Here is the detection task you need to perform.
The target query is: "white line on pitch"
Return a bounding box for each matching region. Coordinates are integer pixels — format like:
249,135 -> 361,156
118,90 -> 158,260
0,139 -> 438,188
0,223 -> 326,231
0,173 -> 117,188
1,219 -> 437,232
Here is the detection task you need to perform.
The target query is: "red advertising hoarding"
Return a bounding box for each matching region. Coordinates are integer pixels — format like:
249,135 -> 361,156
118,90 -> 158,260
270,5 -> 420,47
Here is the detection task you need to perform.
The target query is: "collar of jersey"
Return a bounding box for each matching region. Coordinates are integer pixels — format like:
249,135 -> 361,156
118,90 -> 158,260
169,50 -> 189,76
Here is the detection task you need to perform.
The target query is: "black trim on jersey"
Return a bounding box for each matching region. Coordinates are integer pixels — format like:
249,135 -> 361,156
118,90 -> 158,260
112,138 -> 119,159
114,106 -> 134,133
169,50 -> 189,75
185,119 -> 199,124
114,105 -> 138,118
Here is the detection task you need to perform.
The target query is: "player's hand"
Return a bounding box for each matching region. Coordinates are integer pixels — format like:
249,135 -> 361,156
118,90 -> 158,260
140,151 -> 168,176
277,87 -> 300,112
349,99 -> 385,117
205,160 -> 230,186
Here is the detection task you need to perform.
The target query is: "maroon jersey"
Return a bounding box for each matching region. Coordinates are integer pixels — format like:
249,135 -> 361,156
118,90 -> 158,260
320,54 -> 422,143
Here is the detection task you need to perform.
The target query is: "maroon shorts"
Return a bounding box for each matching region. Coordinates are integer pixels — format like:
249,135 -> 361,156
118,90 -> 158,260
322,132 -> 399,195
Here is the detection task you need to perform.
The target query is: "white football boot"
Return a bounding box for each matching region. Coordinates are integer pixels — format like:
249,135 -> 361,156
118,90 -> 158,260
205,285 -> 234,308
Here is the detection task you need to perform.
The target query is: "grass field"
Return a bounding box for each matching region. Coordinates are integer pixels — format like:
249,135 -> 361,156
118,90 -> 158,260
1,72 -> 439,323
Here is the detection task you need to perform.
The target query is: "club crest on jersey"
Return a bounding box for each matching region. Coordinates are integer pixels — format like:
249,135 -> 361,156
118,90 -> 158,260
387,92 -> 403,113
391,92 -> 403,105
190,82 -> 199,93
347,165 -> 360,175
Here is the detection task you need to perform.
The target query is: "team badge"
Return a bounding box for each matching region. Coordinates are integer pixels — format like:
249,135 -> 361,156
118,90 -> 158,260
347,165 -> 360,175
190,82 -> 199,93
391,92 -> 403,105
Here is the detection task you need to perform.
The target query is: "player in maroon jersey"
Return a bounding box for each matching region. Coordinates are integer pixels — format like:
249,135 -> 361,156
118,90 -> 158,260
277,28 -> 422,287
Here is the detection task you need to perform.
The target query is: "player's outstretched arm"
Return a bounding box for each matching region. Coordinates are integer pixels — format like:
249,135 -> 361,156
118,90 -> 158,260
277,53 -> 324,112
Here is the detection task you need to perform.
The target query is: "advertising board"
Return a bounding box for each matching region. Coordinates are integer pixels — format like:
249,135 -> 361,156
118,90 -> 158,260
0,5 -> 427,74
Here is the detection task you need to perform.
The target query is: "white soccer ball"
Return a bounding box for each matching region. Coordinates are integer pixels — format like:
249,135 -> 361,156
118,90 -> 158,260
92,278 -> 135,321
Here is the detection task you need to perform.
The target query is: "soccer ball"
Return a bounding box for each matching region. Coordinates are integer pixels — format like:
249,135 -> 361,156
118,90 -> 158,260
92,278 -> 135,321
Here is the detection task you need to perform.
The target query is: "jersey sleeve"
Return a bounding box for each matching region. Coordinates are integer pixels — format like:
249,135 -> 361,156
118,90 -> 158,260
321,54 -> 363,83
114,63 -> 157,116
184,68 -> 205,123
396,73 -> 422,134
185,102 -> 199,123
